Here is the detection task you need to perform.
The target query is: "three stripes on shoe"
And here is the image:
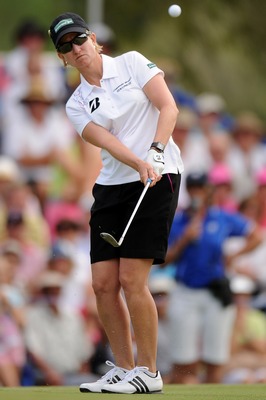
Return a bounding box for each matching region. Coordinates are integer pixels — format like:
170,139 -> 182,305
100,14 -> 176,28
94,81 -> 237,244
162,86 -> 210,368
107,375 -> 150,393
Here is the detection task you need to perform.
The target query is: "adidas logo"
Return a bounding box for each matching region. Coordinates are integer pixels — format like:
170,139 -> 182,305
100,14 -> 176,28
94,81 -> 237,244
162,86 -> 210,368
128,376 -> 150,393
109,375 -> 122,384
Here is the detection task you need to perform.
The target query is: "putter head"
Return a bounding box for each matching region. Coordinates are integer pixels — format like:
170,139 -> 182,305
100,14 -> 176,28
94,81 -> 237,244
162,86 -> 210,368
100,232 -> 120,247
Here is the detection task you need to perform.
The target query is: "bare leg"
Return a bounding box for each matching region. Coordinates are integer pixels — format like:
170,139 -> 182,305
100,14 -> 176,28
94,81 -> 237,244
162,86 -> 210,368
91,259 -> 135,370
204,362 -> 223,383
119,258 -> 158,373
0,364 -> 20,386
170,362 -> 200,384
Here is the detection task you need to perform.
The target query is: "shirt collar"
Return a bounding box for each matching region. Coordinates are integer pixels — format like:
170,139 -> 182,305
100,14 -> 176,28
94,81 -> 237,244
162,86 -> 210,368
80,54 -> 118,97
101,54 -> 119,79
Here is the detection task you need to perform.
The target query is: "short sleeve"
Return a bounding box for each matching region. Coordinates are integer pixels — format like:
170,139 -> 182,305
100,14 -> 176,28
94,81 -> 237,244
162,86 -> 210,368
226,212 -> 254,237
66,88 -> 91,137
126,51 -> 164,88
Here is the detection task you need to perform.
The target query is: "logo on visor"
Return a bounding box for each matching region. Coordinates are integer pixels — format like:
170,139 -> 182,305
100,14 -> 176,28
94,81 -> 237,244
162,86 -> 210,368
89,97 -> 100,113
54,18 -> 74,33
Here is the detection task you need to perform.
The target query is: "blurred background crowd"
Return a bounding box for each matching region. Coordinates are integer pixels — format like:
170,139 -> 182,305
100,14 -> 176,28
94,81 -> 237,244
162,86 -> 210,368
0,2 -> 265,388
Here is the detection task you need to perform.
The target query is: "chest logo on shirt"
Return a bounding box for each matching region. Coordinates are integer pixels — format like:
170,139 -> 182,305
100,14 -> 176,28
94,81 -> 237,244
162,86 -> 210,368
114,77 -> 132,93
89,97 -> 100,113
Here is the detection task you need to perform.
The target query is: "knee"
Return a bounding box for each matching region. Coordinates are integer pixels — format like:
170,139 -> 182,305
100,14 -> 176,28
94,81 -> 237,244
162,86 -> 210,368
92,278 -> 120,297
119,273 -> 144,295
119,274 -> 132,293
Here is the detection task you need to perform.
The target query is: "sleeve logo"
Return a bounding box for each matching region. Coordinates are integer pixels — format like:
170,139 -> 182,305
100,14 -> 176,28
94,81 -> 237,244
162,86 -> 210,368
147,63 -> 156,69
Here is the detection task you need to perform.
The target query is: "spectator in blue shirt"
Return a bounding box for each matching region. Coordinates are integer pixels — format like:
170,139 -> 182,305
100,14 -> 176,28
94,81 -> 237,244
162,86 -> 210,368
164,172 -> 262,384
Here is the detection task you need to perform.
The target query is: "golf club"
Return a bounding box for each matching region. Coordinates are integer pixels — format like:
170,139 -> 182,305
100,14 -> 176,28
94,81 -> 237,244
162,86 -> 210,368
100,178 -> 152,247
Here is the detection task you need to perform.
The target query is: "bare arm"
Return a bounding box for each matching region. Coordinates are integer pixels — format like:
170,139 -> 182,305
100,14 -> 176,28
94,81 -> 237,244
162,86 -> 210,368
143,74 -> 179,146
81,74 -> 178,186
164,217 -> 202,265
78,138 -> 102,194
27,350 -> 63,385
81,122 -> 149,182
225,226 -> 263,269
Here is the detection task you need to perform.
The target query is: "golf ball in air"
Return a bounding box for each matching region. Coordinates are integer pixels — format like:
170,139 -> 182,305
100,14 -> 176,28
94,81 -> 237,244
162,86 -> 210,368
168,4 -> 182,17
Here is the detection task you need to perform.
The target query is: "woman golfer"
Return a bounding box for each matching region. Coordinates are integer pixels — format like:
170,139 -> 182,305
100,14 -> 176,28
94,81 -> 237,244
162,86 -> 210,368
49,12 -> 183,394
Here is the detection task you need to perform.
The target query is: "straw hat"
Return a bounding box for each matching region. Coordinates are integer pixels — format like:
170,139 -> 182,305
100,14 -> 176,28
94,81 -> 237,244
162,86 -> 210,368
38,271 -> 65,289
196,92 -> 225,115
20,78 -> 55,105
233,111 -> 264,136
0,156 -> 20,181
175,107 -> 197,130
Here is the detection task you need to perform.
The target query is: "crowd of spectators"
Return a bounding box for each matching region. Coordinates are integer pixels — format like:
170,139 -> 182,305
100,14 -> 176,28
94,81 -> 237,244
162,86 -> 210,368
0,18 -> 265,387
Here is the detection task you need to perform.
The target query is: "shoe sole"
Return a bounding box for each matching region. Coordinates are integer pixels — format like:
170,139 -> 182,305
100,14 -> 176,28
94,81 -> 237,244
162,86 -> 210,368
80,388 -> 101,393
101,389 -> 163,394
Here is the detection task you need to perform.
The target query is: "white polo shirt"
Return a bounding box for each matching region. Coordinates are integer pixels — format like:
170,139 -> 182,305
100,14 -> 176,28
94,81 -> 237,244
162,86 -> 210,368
66,51 -> 184,185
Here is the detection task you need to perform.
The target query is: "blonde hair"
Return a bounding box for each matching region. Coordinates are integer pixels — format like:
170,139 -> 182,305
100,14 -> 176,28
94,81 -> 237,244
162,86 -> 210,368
87,30 -> 103,54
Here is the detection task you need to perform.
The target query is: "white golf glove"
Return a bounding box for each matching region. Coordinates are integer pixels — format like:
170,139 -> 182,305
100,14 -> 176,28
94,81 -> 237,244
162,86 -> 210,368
146,149 -> 165,175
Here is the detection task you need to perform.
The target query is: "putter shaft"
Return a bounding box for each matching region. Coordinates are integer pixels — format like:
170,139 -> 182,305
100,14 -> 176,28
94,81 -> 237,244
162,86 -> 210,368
101,179 -> 152,247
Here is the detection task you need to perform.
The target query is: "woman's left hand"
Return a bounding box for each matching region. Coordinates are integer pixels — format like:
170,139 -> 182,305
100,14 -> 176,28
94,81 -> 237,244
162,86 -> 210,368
145,149 -> 165,175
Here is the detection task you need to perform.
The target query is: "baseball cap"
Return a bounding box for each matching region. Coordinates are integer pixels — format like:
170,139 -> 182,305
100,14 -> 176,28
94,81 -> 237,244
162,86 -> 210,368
49,242 -> 74,263
208,164 -> 232,185
49,12 -> 89,48
186,172 -> 208,188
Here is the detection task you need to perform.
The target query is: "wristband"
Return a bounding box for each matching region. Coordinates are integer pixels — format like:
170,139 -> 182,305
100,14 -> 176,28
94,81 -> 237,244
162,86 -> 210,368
150,141 -> 165,153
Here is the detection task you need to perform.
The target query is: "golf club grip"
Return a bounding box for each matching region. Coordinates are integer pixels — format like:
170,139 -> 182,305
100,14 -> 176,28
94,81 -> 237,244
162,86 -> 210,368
118,179 -> 152,245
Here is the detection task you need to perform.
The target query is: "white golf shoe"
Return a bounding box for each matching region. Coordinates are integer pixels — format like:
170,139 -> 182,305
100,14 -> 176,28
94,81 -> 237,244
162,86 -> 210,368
101,366 -> 163,394
79,360 -> 129,393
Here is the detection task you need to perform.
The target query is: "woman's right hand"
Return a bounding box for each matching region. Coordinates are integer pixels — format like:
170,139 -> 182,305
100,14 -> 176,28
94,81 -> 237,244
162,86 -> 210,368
184,218 -> 202,242
137,157 -> 163,187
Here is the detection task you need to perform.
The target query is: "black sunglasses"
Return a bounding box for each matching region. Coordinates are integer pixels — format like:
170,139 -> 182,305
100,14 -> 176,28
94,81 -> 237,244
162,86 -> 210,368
57,33 -> 88,54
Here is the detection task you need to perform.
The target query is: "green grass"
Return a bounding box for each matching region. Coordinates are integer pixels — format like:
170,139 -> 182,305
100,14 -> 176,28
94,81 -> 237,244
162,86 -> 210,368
1,384 -> 266,400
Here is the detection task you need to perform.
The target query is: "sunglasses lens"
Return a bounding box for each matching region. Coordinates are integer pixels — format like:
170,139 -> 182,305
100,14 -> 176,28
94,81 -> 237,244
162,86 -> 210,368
58,43 -> 72,54
73,36 -> 88,46
58,35 -> 88,54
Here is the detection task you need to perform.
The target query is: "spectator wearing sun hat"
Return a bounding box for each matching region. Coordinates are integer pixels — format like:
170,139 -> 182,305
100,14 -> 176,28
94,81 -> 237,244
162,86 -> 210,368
24,270 -> 96,386
2,18 -> 67,115
2,77 -> 76,201
222,275 -> 266,384
227,111 -> 266,202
